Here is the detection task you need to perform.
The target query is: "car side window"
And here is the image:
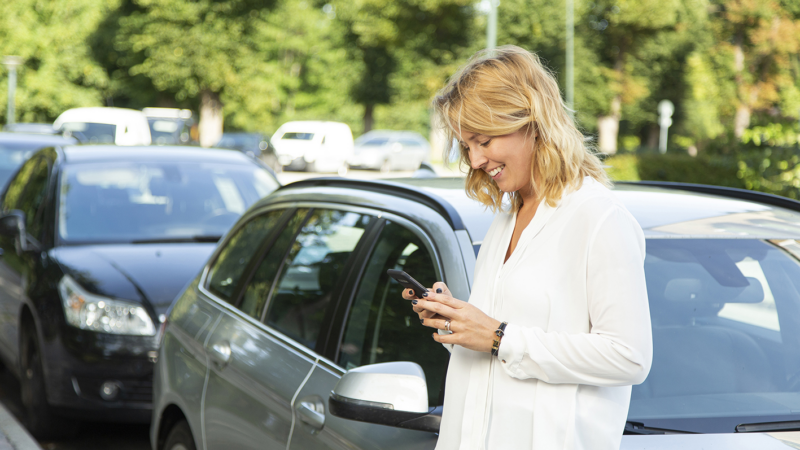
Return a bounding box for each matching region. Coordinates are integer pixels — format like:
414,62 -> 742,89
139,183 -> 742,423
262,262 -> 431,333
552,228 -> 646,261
4,157 -> 51,240
206,210 -> 284,303
239,209 -> 309,319
263,209 -> 372,349
338,220 -> 449,406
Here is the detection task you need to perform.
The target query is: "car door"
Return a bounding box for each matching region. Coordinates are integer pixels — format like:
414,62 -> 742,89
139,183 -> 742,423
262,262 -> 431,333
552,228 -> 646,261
0,153 -> 53,370
289,217 -> 449,450
202,207 -> 375,450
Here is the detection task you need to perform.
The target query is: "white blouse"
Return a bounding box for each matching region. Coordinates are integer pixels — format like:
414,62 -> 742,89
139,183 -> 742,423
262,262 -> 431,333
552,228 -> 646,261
436,177 -> 653,450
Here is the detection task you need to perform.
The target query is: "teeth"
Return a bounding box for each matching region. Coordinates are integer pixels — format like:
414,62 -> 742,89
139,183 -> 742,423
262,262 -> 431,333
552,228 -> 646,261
489,165 -> 504,177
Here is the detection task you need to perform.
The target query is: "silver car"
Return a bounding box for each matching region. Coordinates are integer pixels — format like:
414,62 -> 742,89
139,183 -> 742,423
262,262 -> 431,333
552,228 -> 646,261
151,177 -> 800,450
349,130 -> 431,172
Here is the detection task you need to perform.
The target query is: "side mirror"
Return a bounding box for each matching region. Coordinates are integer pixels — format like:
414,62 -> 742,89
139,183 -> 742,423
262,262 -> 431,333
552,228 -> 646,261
328,361 -> 441,433
0,210 -> 29,252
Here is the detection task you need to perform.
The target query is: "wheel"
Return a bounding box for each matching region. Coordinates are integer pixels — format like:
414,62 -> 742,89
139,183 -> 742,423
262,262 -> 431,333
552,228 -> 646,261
337,162 -> 349,177
163,420 -> 197,450
305,160 -> 317,173
380,159 -> 391,174
20,322 -> 78,439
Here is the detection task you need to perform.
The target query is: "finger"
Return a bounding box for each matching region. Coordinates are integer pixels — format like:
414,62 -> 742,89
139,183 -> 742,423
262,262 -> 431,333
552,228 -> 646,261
415,299 -> 458,318
402,288 -> 419,300
420,317 -> 450,331
432,281 -> 452,297
421,291 -> 463,309
432,331 -> 458,345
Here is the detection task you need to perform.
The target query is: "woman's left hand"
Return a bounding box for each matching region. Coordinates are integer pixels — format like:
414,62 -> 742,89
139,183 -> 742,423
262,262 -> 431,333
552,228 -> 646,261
417,289 -> 501,353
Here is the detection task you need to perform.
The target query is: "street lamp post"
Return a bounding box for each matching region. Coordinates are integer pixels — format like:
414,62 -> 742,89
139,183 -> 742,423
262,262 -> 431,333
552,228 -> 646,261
566,0 -> 574,119
658,100 -> 675,154
487,0 -> 498,50
3,56 -> 23,126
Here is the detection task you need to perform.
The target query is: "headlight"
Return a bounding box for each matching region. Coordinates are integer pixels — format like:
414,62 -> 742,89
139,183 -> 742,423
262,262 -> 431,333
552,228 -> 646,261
58,275 -> 156,336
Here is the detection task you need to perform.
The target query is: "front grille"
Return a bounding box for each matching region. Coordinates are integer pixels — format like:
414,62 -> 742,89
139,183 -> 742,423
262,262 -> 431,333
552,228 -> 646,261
75,375 -> 153,403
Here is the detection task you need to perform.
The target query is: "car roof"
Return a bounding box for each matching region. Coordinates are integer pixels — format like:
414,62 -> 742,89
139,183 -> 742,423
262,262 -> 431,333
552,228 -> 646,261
0,132 -> 77,145
271,177 -> 800,244
54,107 -> 147,126
60,145 -> 258,165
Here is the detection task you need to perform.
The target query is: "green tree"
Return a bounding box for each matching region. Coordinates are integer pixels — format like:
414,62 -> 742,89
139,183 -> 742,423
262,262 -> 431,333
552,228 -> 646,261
0,0 -> 115,123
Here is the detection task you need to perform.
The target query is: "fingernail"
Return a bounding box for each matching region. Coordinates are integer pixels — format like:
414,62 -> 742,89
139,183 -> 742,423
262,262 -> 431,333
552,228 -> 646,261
420,318 -> 424,324
436,288 -> 442,293
423,292 -> 428,297
412,300 -> 418,305
432,333 -> 436,339
408,289 -> 414,296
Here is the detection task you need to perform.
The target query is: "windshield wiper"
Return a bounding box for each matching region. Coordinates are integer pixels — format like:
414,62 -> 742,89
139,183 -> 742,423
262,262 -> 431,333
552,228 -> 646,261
131,235 -> 222,244
624,421 -> 695,435
736,420 -> 800,433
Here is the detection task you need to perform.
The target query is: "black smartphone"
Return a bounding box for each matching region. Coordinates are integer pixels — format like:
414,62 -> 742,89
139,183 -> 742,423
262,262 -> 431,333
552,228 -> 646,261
387,269 -> 428,299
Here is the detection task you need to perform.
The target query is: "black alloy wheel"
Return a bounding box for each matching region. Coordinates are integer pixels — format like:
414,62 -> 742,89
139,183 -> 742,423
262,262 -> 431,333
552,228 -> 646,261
163,420 -> 197,450
20,321 -> 78,440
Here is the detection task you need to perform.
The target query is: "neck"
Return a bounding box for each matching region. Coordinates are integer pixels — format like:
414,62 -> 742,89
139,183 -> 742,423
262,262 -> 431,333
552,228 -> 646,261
518,184 -> 537,209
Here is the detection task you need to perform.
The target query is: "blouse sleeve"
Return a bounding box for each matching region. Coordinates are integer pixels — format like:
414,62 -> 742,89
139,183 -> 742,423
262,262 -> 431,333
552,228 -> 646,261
497,206 -> 653,386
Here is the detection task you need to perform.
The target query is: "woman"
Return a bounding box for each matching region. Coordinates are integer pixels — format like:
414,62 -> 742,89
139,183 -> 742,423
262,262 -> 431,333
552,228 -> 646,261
403,46 -> 652,449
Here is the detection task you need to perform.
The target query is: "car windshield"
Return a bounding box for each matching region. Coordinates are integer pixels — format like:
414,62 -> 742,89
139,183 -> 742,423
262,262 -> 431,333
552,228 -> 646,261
627,238 -> 800,432
61,122 -> 116,144
58,161 -> 279,243
0,142 -> 44,187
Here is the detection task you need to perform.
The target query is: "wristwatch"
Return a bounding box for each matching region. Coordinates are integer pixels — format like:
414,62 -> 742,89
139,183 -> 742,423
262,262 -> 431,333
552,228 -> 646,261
491,321 -> 508,356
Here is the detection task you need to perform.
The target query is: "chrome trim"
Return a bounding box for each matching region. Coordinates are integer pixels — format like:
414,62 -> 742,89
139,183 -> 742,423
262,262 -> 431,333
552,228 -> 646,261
330,392 -> 394,410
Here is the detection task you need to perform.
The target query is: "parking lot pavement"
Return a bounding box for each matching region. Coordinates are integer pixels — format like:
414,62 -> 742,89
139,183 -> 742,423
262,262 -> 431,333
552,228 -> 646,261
0,404 -> 41,450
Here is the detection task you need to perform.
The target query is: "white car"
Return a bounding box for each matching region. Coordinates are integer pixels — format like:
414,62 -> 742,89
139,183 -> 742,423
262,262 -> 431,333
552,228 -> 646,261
271,121 -> 353,173
349,130 -> 431,172
54,107 -> 152,146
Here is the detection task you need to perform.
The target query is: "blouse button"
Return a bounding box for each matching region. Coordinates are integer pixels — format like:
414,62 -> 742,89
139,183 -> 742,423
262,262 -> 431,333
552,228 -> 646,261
502,360 -> 507,364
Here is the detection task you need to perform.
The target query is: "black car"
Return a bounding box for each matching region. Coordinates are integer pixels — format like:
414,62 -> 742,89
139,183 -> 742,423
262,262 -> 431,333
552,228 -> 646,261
0,132 -> 76,188
0,145 -> 279,438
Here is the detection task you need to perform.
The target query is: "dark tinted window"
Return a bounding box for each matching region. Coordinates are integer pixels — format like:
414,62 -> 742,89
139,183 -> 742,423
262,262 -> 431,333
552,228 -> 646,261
398,139 -> 422,147
206,210 -> 285,302
3,156 -> 50,240
338,221 -> 448,406
264,209 -> 372,349
239,209 -> 308,319
0,142 -> 44,188
361,138 -> 389,146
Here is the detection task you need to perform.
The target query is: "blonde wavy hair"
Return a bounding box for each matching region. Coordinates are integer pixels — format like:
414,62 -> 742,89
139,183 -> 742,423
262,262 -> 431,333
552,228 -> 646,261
433,45 -> 610,212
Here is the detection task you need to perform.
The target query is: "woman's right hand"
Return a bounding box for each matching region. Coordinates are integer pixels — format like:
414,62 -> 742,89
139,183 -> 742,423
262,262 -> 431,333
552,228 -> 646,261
402,281 -> 451,322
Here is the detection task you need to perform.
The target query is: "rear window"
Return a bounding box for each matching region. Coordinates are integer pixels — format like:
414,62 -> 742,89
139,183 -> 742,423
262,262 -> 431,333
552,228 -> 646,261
61,122 -> 116,144
281,132 -> 314,141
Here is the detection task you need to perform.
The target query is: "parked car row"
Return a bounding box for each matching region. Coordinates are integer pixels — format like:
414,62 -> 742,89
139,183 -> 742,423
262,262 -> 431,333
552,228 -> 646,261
151,176 -> 800,450
0,142 -> 279,439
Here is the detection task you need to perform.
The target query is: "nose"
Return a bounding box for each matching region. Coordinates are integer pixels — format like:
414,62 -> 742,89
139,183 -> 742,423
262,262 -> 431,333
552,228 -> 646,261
468,144 -> 488,170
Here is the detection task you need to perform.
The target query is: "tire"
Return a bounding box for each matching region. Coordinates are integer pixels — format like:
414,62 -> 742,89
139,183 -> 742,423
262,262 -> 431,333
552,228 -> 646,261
305,160 -> 317,173
163,420 -> 197,450
20,322 -> 78,440
337,162 -> 349,177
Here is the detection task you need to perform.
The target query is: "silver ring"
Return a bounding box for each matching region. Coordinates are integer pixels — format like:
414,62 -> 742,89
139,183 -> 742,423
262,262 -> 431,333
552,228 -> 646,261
445,320 -> 451,332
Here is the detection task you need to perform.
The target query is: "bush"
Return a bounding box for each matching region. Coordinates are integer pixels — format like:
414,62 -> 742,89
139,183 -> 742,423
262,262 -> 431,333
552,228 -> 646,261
603,149 -> 800,199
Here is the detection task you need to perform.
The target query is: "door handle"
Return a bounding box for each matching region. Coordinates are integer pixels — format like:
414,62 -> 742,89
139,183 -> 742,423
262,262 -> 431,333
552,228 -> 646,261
296,396 -> 325,432
209,340 -> 231,368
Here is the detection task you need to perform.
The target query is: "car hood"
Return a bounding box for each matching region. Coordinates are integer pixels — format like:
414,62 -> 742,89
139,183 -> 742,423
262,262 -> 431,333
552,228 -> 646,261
50,243 -> 216,315
621,432 -> 800,449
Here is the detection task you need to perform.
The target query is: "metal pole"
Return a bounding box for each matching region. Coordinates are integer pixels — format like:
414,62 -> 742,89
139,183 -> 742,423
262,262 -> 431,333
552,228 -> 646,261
3,56 -> 22,126
487,0 -> 498,50
566,0 -> 574,119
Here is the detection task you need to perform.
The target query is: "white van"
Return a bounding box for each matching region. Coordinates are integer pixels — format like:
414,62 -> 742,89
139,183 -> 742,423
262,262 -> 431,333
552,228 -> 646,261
54,107 -> 152,146
271,121 -> 353,173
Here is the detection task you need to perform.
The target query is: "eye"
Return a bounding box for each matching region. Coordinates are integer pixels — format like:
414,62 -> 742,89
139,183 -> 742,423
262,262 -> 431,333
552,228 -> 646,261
479,139 -> 492,147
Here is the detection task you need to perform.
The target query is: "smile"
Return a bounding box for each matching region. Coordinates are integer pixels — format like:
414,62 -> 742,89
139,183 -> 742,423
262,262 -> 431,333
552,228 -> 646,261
488,165 -> 505,178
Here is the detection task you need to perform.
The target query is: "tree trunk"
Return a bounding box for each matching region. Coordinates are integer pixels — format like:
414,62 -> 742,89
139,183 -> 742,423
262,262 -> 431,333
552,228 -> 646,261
732,33 -> 750,139
363,104 -> 374,134
734,104 -> 751,139
597,95 -> 621,154
199,90 -> 223,148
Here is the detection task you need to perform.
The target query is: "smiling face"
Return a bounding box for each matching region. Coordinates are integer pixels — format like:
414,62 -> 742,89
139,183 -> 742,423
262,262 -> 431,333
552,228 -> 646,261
459,128 -> 535,197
